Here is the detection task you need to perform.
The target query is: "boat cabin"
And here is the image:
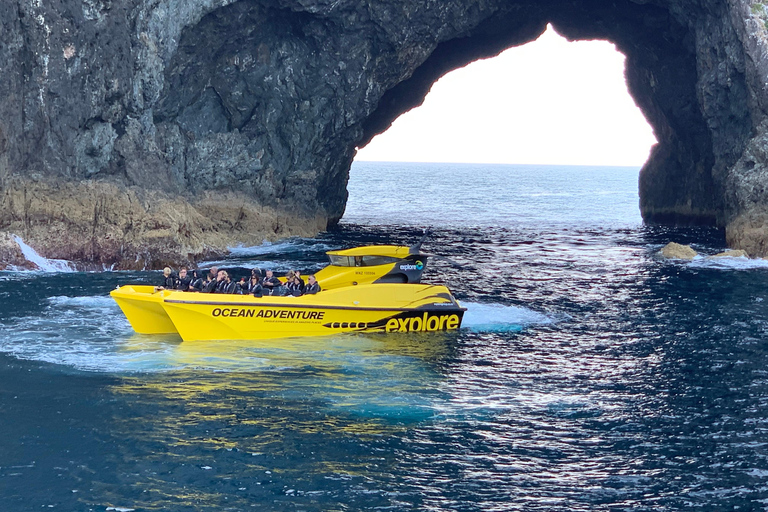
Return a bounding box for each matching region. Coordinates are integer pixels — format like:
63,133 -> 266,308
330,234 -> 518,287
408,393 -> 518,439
314,245 -> 428,290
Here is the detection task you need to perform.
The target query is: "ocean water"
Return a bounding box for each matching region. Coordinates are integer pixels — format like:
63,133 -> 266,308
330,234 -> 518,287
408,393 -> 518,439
2,162 -> 768,510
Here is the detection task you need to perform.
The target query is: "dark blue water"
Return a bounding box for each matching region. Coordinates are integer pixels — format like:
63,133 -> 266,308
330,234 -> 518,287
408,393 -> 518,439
2,162 -> 768,511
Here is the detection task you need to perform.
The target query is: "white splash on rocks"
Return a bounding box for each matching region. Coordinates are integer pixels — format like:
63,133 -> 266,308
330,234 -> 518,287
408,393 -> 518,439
12,235 -> 75,272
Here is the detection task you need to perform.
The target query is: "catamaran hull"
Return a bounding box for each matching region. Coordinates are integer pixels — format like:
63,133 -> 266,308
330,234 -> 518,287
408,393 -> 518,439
111,285 -> 177,334
111,284 -> 465,341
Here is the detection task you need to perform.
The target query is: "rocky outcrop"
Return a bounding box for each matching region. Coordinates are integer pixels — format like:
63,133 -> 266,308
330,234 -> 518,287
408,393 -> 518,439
659,242 -> 698,260
710,249 -> 749,258
4,0 -> 768,267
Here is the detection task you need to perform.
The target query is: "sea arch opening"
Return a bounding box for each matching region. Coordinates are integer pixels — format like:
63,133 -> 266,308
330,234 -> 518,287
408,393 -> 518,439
354,26 -> 657,167
345,26 -> 656,227
349,0 -> 749,229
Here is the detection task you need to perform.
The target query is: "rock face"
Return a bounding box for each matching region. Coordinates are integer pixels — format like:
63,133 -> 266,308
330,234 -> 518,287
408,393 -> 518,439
659,242 -> 698,260
710,249 -> 749,258
3,0 -> 768,266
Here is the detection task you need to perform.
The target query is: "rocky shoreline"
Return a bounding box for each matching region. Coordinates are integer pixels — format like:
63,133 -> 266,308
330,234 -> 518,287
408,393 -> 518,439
0,177 -> 325,270
658,242 -> 753,261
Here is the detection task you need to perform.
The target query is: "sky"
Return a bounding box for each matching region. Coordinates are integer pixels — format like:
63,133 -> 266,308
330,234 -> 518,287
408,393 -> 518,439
355,26 -> 658,167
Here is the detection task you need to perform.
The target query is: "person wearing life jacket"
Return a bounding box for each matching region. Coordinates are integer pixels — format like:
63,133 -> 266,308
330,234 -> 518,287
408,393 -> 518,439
203,270 -> 225,293
304,275 -> 321,295
246,269 -> 264,297
261,270 -> 281,295
294,270 -> 306,293
285,274 -> 304,296
216,271 -> 240,294
175,267 -> 192,291
155,267 -> 176,291
188,270 -> 204,292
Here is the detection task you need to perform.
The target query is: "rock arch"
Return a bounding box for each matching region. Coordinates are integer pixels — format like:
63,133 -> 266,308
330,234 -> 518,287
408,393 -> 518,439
1,0 -> 768,266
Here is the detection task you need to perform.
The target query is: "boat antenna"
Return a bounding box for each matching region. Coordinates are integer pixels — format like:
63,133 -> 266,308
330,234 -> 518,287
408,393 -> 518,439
409,229 -> 432,254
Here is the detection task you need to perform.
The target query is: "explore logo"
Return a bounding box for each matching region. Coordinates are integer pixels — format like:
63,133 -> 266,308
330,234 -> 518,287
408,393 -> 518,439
385,312 -> 460,333
399,260 -> 424,272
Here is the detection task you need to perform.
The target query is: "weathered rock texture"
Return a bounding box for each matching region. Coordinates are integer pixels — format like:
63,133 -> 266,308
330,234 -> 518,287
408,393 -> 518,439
4,0 -> 768,266
710,249 -> 749,257
659,242 -> 699,260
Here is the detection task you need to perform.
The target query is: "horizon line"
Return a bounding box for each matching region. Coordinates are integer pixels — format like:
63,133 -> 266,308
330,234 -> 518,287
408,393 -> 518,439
352,159 -> 643,168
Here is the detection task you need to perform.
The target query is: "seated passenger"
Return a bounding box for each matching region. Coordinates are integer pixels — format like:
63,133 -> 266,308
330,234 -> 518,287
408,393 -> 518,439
175,267 -> 192,291
249,278 -> 264,297
200,274 -> 213,293
201,267 -> 220,293
261,270 -> 281,295
155,266 -> 176,291
280,270 -> 295,295
215,271 -> 240,294
285,275 -> 303,296
294,270 -> 306,293
304,275 -> 321,295
206,270 -> 226,293
188,270 -> 203,292
245,269 -> 263,297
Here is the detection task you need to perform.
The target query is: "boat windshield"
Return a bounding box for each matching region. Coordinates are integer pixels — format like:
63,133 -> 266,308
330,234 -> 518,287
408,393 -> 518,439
328,255 -> 401,267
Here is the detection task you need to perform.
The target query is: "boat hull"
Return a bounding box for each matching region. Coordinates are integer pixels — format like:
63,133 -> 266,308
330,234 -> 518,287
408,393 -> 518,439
112,284 -> 465,341
110,285 -> 177,334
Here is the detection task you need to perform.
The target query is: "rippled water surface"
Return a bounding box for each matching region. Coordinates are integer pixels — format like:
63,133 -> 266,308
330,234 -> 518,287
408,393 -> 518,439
2,162 -> 768,511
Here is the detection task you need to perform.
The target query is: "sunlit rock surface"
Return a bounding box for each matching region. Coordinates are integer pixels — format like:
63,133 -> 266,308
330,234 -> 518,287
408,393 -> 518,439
659,242 -> 698,260
3,0 -> 768,266
710,249 -> 749,258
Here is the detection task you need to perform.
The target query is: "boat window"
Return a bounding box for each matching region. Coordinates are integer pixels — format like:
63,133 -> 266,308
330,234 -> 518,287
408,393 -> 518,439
360,255 -> 400,266
328,255 -> 354,267
328,255 -> 402,267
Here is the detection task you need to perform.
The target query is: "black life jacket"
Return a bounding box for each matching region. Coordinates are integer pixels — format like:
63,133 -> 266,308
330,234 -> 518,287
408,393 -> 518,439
217,280 -> 239,294
175,275 -> 192,290
189,277 -> 203,291
160,275 -> 175,289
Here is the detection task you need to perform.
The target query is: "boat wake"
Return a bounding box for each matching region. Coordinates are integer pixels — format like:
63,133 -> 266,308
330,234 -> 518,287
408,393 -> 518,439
461,302 -> 554,333
0,295 -> 170,372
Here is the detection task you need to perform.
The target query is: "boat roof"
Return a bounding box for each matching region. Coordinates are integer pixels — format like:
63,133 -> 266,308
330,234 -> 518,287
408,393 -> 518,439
326,245 -> 414,258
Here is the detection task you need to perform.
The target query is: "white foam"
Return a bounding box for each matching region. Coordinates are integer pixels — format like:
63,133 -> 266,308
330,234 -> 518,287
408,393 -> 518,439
47,295 -> 117,308
12,235 -> 75,272
227,239 -> 335,258
688,255 -> 768,271
461,302 -> 553,333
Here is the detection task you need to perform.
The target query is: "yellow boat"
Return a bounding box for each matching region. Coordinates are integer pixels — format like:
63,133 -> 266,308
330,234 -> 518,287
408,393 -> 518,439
111,241 -> 466,341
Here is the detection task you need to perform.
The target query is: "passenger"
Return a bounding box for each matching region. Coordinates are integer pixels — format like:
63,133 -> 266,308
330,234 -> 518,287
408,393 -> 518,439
215,271 -> 239,294
279,271 -> 295,296
188,270 -> 204,292
261,270 -> 281,295
207,266 -> 219,282
304,275 -> 321,295
201,276 -> 213,293
248,268 -> 263,291
204,270 -> 225,293
155,266 -> 176,291
285,274 -> 303,297
175,267 -> 192,291
294,270 -> 306,293
247,270 -> 264,297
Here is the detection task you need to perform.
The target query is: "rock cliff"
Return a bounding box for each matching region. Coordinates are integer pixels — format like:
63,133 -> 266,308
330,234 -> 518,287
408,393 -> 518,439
3,0 -> 768,267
